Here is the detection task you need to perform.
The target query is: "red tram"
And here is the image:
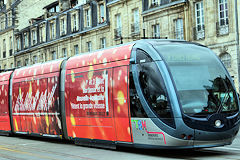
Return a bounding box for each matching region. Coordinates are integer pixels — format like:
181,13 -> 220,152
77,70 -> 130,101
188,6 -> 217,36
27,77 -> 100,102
0,39 -> 239,149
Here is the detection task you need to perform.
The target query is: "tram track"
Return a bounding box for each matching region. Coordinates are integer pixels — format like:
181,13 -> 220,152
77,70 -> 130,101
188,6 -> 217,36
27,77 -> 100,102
0,145 -> 59,160
0,141 -> 97,160
0,153 -> 25,160
0,135 -> 240,160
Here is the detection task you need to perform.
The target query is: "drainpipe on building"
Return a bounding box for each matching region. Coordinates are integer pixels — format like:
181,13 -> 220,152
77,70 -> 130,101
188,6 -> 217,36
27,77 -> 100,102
235,0 -> 240,91
12,31 -> 16,68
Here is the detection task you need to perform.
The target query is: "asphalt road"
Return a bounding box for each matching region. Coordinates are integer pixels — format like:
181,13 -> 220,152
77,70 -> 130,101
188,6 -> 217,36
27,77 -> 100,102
0,133 -> 240,160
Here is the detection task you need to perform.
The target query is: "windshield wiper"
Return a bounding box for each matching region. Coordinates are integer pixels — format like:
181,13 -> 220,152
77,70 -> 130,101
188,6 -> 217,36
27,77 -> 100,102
217,77 -> 230,113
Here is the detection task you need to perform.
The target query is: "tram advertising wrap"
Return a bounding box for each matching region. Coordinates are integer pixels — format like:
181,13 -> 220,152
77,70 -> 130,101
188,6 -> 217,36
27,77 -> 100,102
11,61 -> 62,136
0,40 -> 239,149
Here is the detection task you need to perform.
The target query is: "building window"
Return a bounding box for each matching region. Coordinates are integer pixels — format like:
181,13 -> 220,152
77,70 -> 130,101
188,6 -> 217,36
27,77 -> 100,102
33,55 -> 38,64
24,33 -> 28,48
218,0 -> 228,26
39,26 -> 44,42
50,22 -> 55,39
8,12 -> 12,27
47,4 -> 59,13
25,58 -> 29,66
0,16 -> 4,30
17,61 -> 21,67
99,4 -> 105,23
74,45 -> 79,55
62,48 -> 67,57
220,53 -> 231,68
3,39 -> 6,51
85,9 -> 91,28
195,1 -> 204,31
32,29 -> 37,45
72,13 -> 78,32
100,37 -> 106,49
56,5 -> 60,12
217,0 -> 229,35
11,63 -> 13,68
3,39 -> 6,58
175,18 -> 184,40
40,54 -> 44,62
115,14 -> 122,39
0,17 -> 2,30
52,51 -> 56,60
87,41 -> 92,52
10,36 -> 12,49
9,36 -> 13,56
131,9 -> 139,34
3,51 -> 6,58
152,24 -> 160,38
49,7 -> 54,12
61,18 -> 66,35
194,1 -> 205,40
16,36 -> 21,51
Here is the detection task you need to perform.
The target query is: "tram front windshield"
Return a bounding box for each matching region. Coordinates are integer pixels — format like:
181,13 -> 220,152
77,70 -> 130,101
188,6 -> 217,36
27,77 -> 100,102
155,43 -> 238,116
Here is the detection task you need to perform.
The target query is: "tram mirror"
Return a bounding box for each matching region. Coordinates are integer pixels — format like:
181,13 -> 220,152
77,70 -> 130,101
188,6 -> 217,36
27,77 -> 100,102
130,58 -> 135,64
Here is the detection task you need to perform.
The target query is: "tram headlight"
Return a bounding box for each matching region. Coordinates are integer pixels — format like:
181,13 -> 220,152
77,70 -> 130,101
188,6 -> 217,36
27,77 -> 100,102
215,120 -> 222,128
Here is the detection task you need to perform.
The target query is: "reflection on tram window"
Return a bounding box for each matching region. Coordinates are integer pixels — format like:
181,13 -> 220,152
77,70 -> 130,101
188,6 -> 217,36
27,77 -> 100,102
129,71 -> 147,118
137,61 -> 174,127
203,76 -> 238,114
155,44 -> 239,117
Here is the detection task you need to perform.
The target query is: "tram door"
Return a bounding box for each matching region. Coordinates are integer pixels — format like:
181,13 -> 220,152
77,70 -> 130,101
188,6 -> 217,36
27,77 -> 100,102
0,83 -> 10,131
113,66 -> 132,142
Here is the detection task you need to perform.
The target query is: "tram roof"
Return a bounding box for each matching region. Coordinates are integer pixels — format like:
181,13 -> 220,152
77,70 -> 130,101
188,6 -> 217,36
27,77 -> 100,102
13,59 -> 64,79
139,39 -> 206,47
0,71 -> 13,82
66,42 -> 134,70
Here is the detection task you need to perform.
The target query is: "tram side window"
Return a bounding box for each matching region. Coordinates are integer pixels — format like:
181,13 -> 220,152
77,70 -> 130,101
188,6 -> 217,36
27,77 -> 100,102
130,70 -> 147,118
136,50 -> 175,127
136,49 -> 152,64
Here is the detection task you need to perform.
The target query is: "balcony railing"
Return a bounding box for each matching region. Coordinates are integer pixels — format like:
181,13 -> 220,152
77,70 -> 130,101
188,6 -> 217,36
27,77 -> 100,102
161,0 -> 170,5
193,25 -> 205,40
47,12 -> 58,18
17,46 -> 21,52
61,30 -> 66,36
32,39 -> 37,45
131,23 -> 140,35
72,26 -> 78,33
149,0 -> 181,9
114,28 -> 122,39
216,22 -> 229,36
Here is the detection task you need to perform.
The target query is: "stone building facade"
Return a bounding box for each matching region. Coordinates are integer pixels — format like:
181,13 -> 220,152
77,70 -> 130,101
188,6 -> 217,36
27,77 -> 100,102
188,0 -> 240,90
0,0 -> 239,90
